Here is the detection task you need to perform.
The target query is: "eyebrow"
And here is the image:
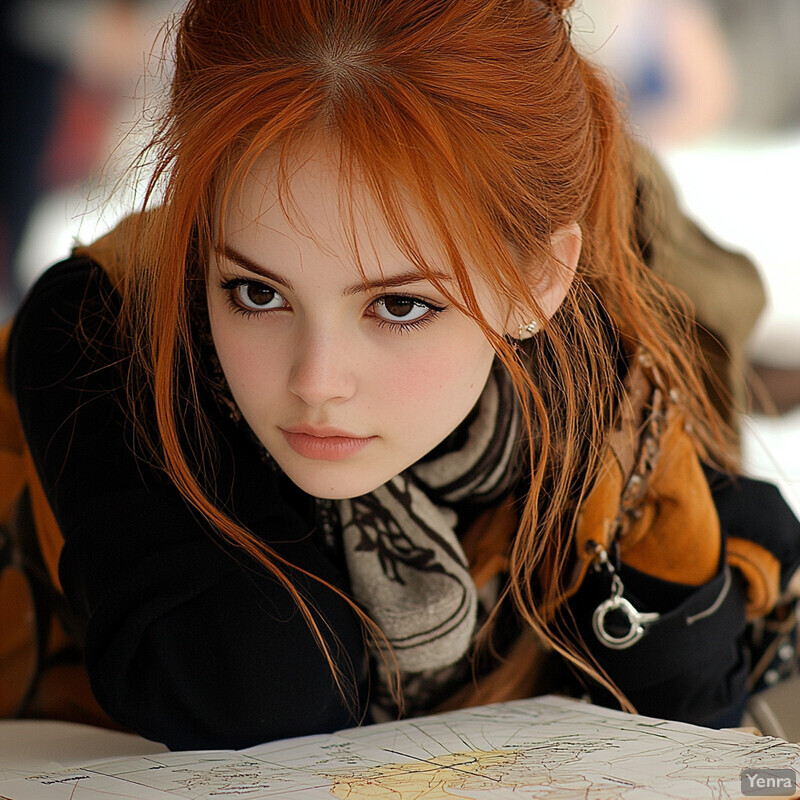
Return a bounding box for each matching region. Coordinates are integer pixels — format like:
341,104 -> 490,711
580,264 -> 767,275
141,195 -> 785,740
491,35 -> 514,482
218,245 -> 452,296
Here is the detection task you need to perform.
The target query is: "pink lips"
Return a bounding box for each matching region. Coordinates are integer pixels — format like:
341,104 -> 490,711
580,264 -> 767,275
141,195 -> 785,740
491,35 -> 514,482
280,426 -> 375,461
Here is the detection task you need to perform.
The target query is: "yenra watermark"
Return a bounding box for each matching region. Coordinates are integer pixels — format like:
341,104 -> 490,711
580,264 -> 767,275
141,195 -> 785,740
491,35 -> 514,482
741,768 -> 798,796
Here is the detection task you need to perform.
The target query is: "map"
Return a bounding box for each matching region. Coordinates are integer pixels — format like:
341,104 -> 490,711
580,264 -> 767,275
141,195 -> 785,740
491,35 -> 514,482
2,695 -> 799,799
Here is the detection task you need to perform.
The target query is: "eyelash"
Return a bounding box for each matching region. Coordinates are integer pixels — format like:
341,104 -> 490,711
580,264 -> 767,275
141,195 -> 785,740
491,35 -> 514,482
218,278 -> 447,332
220,278 -> 286,319
369,294 -> 447,334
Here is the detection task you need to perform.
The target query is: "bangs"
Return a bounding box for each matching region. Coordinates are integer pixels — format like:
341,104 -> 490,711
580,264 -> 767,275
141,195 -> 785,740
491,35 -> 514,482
210,116 -> 549,343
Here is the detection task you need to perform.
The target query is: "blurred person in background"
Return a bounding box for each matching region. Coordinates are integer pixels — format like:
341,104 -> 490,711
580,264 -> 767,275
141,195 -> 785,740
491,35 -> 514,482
0,0 -> 176,320
575,0 -> 736,150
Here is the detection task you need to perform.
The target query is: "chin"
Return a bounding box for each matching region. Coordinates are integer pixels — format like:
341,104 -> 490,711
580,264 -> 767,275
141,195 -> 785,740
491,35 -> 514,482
293,480 -> 382,501
278,463 -> 389,500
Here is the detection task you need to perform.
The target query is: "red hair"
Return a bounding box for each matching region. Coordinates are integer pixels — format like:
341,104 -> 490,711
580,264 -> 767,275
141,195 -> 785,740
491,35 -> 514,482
117,0 -> 732,711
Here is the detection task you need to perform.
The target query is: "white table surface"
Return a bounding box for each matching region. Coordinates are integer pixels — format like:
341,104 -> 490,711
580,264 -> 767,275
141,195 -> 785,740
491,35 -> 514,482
0,720 -> 167,774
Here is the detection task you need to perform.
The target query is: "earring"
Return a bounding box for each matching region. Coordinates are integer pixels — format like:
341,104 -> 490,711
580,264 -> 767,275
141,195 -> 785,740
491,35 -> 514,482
517,319 -> 540,340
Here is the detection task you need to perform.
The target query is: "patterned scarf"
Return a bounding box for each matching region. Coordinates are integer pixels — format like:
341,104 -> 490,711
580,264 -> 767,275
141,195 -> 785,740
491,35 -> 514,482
338,362 -> 522,682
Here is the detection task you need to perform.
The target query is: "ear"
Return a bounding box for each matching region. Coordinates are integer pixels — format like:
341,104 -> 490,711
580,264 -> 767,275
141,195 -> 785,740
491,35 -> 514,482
537,222 -> 581,319
505,222 -> 581,337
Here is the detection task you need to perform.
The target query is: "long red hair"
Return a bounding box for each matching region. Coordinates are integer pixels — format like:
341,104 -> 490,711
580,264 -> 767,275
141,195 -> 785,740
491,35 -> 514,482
116,0 -> 732,711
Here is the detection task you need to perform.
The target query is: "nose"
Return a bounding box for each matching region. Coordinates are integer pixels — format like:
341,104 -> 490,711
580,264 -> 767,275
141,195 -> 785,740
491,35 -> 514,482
287,329 -> 357,407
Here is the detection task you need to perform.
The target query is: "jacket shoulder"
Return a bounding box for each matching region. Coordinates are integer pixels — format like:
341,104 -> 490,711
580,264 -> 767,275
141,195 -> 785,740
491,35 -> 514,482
7,256 -> 122,399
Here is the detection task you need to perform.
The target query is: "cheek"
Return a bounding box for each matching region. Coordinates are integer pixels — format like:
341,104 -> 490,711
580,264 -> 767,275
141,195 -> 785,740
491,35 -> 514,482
373,331 -> 495,423
209,316 -> 285,413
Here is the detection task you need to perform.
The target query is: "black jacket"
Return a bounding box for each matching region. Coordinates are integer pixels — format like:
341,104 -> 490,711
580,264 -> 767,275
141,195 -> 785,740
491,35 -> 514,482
9,257 -> 369,750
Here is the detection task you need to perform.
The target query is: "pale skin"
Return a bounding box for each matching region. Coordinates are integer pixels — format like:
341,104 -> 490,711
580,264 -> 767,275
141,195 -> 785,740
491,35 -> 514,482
206,143 -> 580,500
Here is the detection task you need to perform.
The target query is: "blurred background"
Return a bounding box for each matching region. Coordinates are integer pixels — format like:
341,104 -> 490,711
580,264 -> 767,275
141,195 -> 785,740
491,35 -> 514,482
3,0 -> 799,511
1,0 -> 178,316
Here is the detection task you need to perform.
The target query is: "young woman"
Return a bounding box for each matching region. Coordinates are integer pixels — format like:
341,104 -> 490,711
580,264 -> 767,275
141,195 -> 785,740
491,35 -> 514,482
7,0 -> 800,750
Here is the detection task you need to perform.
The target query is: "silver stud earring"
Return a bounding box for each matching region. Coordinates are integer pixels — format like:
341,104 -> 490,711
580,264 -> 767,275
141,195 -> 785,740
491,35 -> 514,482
517,319 -> 540,340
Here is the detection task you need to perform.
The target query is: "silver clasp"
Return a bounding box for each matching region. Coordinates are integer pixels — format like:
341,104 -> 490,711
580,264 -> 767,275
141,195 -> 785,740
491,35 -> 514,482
590,546 -> 660,649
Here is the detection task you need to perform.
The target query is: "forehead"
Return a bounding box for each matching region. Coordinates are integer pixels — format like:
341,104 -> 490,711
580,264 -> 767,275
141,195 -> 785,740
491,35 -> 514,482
219,143 -> 447,278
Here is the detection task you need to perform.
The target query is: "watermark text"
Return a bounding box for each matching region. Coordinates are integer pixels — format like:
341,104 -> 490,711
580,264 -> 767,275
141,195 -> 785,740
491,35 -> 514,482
741,768 -> 798,796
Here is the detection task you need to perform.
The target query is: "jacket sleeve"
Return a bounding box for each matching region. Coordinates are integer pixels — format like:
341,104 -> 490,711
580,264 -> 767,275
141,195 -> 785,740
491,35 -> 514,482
8,258 -> 368,750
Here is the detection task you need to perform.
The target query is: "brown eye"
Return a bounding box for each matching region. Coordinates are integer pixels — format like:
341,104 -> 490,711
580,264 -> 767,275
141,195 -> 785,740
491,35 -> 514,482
383,297 -> 415,317
374,295 -> 429,322
236,282 -> 284,310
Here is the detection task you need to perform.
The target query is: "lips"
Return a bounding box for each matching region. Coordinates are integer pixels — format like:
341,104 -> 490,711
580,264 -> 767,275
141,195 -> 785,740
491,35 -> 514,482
282,425 -> 363,438
280,426 -> 375,461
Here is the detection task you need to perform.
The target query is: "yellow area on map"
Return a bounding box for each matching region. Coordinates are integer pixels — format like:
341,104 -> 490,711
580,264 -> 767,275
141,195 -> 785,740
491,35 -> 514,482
328,748 -> 524,799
